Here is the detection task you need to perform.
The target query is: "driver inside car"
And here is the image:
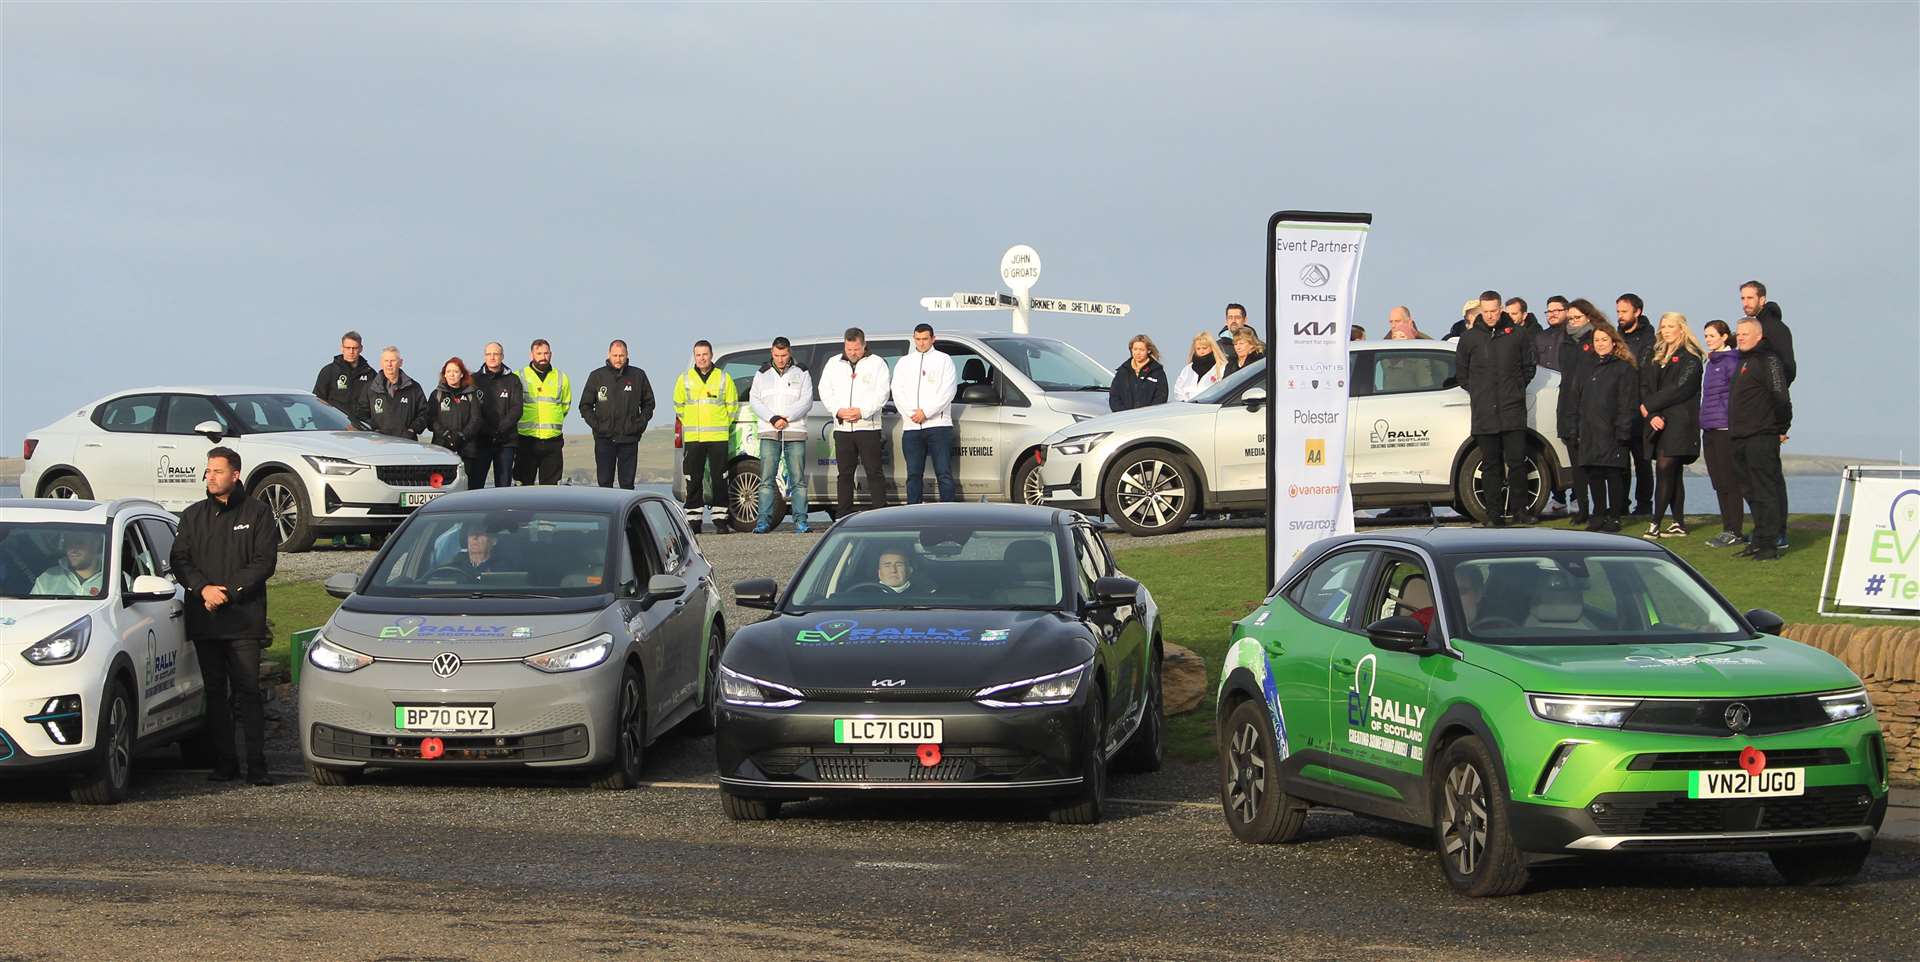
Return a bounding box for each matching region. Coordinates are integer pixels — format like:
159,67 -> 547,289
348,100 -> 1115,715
449,523 -> 508,578
876,549 -> 920,594
33,533 -> 105,597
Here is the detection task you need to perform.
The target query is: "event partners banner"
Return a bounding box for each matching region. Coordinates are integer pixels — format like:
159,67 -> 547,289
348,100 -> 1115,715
1834,477 -> 1920,612
1266,211 -> 1371,585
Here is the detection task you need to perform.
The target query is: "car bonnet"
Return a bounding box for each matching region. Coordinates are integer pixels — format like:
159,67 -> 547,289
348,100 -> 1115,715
726,609 -> 1096,694
1454,636 -> 1863,699
322,606 -> 608,660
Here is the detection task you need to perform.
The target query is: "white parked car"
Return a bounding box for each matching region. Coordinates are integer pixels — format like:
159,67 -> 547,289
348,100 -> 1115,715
0,498 -> 205,803
1037,341 -> 1572,535
19,387 -> 465,551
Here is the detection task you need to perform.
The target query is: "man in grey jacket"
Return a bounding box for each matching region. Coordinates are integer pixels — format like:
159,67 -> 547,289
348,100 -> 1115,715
750,337 -> 815,533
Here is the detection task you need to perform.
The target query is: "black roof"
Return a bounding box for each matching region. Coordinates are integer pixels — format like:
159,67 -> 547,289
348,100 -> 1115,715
835,502 -> 1070,530
1319,526 -> 1668,558
416,485 -> 665,514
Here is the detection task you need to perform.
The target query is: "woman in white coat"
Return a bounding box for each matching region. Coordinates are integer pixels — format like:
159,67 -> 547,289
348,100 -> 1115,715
1172,331 -> 1228,402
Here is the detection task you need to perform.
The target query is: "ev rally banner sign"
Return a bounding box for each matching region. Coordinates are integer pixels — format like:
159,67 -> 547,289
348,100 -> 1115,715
1832,477 -> 1920,612
1266,211 -> 1371,586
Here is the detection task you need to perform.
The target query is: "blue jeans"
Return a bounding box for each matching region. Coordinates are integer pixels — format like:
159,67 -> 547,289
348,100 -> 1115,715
470,444 -> 515,488
902,425 -> 956,504
757,438 -> 808,525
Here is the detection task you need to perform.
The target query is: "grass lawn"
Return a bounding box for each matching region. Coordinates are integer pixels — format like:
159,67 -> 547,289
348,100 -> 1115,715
1112,513 -> 1875,763
265,580 -> 342,671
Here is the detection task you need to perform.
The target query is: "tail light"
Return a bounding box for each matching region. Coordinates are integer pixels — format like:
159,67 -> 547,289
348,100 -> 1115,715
673,417 -> 683,449
23,438 -> 38,460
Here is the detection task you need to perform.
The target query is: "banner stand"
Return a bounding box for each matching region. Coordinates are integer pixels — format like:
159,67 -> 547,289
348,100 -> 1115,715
1818,465 -> 1920,620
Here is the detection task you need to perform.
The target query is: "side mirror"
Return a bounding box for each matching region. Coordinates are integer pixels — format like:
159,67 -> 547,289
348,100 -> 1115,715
734,577 -> 779,611
1745,608 -> 1786,635
1366,616 -> 1433,654
126,574 -> 177,603
1242,388 -> 1268,412
1089,575 -> 1140,609
957,382 -> 999,405
192,419 -> 225,442
323,571 -> 360,600
644,573 -> 687,605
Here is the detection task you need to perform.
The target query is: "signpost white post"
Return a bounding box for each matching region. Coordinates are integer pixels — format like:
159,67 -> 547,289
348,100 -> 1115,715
920,245 -> 1127,333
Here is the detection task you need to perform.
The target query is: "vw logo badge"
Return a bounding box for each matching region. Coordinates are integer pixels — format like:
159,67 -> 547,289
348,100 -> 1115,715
432,652 -> 462,678
1723,702 -> 1752,733
1299,263 -> 1331,288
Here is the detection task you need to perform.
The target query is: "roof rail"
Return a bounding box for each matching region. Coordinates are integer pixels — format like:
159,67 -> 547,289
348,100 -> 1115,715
105,497 -> 169,516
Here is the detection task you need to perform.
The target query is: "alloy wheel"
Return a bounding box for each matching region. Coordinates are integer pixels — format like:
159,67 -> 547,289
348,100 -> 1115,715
1021,466 -> 1046,505
107,696 -> 131,790
1469,457 -> 1543,516
261,482 -> 300,543
1226,721 -> 1266,824
1117,460 -> 1186,530
1441,762 -> 1490,876
50,483 -> 81,499
618,674 -> 644,776
730,473 -> 761,525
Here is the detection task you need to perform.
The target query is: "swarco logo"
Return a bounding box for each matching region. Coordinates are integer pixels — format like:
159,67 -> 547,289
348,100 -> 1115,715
1299,263 -> 1330,288
1369,418 -> 1431,449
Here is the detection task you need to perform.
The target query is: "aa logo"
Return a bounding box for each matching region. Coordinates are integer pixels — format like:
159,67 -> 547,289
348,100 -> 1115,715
1304,438 -> 1326,467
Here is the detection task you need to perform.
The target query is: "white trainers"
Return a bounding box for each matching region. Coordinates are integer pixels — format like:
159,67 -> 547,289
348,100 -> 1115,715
1547,497 -> 1565,516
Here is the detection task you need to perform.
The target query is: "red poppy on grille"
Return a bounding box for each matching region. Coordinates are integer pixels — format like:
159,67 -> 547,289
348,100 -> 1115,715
421,737 -> 445,760
430,472 -> 444,488
916,743 -> 942,768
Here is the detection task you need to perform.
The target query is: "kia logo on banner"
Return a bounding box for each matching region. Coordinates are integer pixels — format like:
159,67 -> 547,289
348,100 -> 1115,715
1266,210 -> 1371,586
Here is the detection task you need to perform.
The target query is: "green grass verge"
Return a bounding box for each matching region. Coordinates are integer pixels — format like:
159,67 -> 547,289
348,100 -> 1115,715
265,580 -> 342,671
1113,513 -> 1873,764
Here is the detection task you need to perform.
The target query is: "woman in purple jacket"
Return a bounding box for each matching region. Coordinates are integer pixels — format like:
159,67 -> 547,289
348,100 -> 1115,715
1698,319 -> 1744,547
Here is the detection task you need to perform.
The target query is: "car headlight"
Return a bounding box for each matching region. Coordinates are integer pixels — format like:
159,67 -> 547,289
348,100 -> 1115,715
308,634 -> 374,673
1527,694 -> 1639,728
1050,432 -> 1110,457
22,617 -> 91,666
975,663 -> 1087,708
523,633 -> 614,673
303,455 -> 368,476
718,665 -> 803,708
1820,689 -> 1873,722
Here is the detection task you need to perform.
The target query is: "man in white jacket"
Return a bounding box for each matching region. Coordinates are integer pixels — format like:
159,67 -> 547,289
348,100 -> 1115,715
750,336 -> 815,533
817,327 -> 891,516
892,323 -> 959,504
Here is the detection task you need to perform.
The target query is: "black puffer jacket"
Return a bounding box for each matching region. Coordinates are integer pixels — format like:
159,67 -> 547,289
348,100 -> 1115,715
1639,348 -> 1703,459
471,364 -> 525,447
579,363 -> 657,442
428,383 -> 488,457
1571,353 -> 1640,468
1554,324 -> 1597,440
312,355 -> 376,422
1756,302 -> 1797,385
169,486 -> 278,641
1455,319 -> 1536,433
356,371 -> 430,439
1109,358 -> 1169,412
1729,346 -> 1793,439
1618,317 -> 1656,362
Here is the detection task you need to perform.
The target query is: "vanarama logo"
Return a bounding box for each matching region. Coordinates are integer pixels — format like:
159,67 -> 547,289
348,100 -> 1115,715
1288,483 -> 1340,498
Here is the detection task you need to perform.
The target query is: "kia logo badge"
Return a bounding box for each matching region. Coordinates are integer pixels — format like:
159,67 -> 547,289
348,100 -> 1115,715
432,652 -> 462,678
1299,263 -> 1330,288
1723,702 -> 1751,733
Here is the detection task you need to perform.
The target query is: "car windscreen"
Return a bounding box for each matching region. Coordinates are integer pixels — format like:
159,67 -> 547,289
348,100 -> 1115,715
786,527 -> 1065,610
222,393 -> 353,433
0,522 -> 111,600
1190,358 -> 1265,404
360,509 -> 616,598
1446,552 -> 1747,646
982,337 -> 1114,392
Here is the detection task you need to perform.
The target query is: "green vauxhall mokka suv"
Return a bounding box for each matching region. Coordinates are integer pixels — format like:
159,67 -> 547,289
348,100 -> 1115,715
1215,528 -> 1889,896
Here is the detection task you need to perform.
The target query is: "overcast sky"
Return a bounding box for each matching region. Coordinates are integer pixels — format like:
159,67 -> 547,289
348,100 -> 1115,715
4,2 -> 1916,459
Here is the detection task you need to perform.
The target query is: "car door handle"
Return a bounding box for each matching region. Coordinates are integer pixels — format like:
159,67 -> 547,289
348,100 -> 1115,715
169,608 -> 184,620
1332,659 -> 1354,671
83,442 -> 103,448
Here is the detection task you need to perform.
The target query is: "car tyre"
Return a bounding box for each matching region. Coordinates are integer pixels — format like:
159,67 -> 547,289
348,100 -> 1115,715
721,792 -> 782,821
1103,448 -> 1198,537
70,680 -> 135,805
680,625 -> 724,736
1112,646 -> 1164,774
305,761 -> 361,787
728,458 -> 785,533
1431,736 -> 1531,897
1218,698 -> 1307,843
1048,686 -> 1107,825
42,471 -> 94,500
1454,445 -> 1550,524
592,664 -> 647,790
255,471 -> 316,553
1770,841 -> 1872,886
1012,452 -> 1045,506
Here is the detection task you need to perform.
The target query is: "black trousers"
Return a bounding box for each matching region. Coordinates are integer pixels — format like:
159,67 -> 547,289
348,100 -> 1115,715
835,429 -> 886,515
1560,435 -> 1586,514
594,438 -> 637,489
1733,434 -> 1785,548
1585,466 -> 1628,519
194,638 -> 266,772
1628,421 -> 1653,513
514,436 -> 564,485
469,443 -> 514,488
1474,429 -> 1529,519
1702,430 -> 1744,535
682,439 -> 730,529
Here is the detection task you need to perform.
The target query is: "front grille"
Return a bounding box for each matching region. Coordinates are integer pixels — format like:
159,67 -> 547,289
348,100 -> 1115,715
1588,786 -> 1876,835
375,464 -> 458,487
1627,748 -> 1850,771
310,723 -> 590,763
1621,693 -> 1834,738
796,686 -> 981,702
752,744 -> 1040,783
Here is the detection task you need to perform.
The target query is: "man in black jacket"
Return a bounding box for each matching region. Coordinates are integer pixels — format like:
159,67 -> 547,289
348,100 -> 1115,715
1615,294 -> 1657,514
312,331 -> 375,425
471,342 -> 524,488
1457,290 -> 1537,526
1741,281 -> 1796,384
578,339 -> 657,489
1728,318 -> 1793,562
355,346 -> 430,439
1555,302 -> 1600,522
168,447 -> 279,784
